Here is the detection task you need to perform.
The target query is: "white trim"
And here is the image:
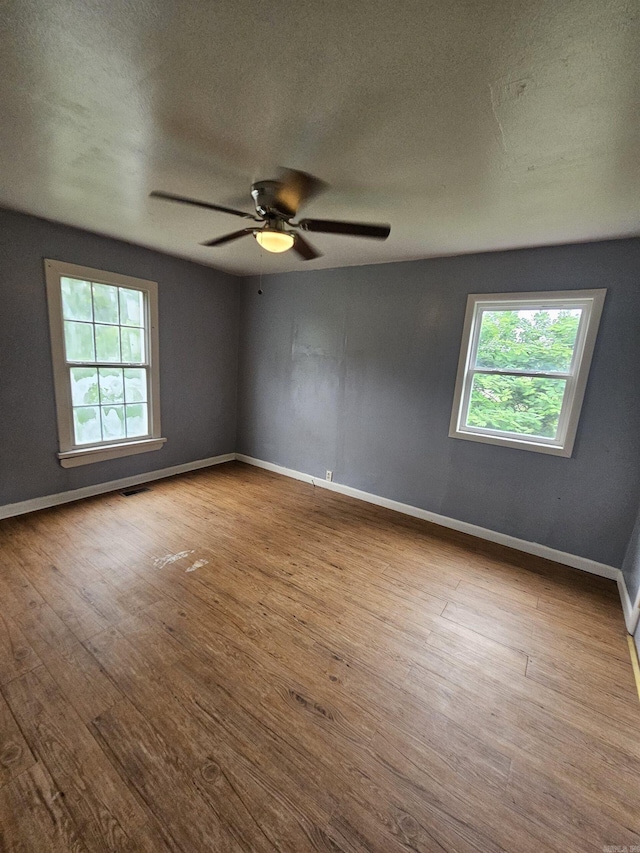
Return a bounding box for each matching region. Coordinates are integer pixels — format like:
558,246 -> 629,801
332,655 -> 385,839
235,454 -> 618,580
58,437 -> 167,468
618,574 -> 640,634
448,289 -> 606,457
0,453 -> 235,520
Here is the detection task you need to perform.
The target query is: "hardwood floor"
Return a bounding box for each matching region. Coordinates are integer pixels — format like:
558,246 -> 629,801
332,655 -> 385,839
0,461 -> 638,852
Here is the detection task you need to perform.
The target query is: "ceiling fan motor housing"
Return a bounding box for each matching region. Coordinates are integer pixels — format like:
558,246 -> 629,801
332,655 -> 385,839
251,180 -> 288,218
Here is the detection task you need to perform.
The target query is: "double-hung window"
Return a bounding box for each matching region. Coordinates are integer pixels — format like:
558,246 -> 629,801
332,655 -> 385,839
45,259 -> 165,468
449,290 -> 605,456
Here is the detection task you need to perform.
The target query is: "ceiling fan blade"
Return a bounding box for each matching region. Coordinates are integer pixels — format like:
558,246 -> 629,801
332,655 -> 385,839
293,233 -> 322,261
274,168 -> 327,217
150,190 -> 259,221
200,228 -> 256,247
298,218 -> 390,240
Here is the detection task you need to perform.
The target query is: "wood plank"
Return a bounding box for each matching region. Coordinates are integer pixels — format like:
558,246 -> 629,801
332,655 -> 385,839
536,587 -> 623,622
150,607 -> 512,803
4,665 -> 147,851
8,543 -> 111,641
405,649 -> 640,827
0,690 -> 36,787
356,728 -> 552,853
118,820 -> 180,853
511,697 -> 640,828
12,604 -> 122,722
91,697 -> 246,853
0,762 -> 89,852
440,599 -> 533,652
84,628 -> 282,851
0,543 -> 45,615
504,757 -> 640,851
0,612 -> 41,685
113,609 -> 186,670
124,598 -> 382,756
86,626 -> 351,851
449,577 -> 540,614
9,515 -> 162,625
525,653 -> 639,723
426,618 -> 529,677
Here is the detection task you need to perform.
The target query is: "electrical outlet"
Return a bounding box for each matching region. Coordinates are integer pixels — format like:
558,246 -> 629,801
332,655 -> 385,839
325,470 -> 333,482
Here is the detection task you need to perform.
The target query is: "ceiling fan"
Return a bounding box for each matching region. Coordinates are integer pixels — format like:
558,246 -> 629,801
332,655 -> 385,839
150,168 -> 390,260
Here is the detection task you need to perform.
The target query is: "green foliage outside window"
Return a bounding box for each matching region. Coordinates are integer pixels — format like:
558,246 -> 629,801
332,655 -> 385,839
466,309 -> 581,439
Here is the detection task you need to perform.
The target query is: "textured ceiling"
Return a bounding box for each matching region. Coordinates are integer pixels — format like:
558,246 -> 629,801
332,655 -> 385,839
1,0 -> 638,275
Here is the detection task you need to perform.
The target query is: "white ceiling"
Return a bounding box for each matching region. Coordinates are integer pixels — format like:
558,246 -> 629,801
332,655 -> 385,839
1,0 -> 638,275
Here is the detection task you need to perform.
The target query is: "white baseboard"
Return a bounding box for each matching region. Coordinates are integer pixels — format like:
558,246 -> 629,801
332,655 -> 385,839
236,453 -> 640,635
236,453 -> 619,580
618,574 -> 640,634
237,455 -> 640,633
0,453 -> 236,520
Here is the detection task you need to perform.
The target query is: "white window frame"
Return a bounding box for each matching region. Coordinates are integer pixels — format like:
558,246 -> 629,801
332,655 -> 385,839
45,259 -> 166,468
449,289 -> 606,457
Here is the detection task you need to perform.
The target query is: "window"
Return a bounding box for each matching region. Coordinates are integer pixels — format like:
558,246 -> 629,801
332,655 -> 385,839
449,289 -> 606,456
45,259 -> 165,468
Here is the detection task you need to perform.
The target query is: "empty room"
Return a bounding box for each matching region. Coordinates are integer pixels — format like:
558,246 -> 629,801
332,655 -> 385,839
1,1 -> 639,850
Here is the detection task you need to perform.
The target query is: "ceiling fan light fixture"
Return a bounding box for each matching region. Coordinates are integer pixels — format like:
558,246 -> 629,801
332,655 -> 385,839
255,229 -> 295,253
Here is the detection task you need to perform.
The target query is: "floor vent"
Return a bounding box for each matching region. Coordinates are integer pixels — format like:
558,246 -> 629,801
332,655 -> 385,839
120,486 -> 151,497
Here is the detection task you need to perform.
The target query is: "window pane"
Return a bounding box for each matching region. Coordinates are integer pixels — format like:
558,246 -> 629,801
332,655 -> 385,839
125,403 -> 148,437
475,309 -> 582,373
121,327 -> 144,363
93,283 -> 120,324
124,367 -> 147,402
64,321 -> 95,361
98,367 -> 124,404
119,288 -> 144,327
467,374 -> 567,438
101,405 -> 125,440
73,406 -> 102,444
70,367 -> 99,405
61,278 -> 93,321
95,324 -> 121,362
466,374 -> 567,439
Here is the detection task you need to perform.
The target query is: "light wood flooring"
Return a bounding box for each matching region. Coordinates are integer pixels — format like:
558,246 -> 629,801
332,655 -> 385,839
0,461 -> 638,852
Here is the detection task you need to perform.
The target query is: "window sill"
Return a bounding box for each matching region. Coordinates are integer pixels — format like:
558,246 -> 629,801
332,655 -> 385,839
57,437 -> 167,468
449,429 -> 572,457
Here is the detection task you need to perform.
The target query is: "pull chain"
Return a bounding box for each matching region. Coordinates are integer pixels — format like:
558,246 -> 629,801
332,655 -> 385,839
257,246 -> 264,295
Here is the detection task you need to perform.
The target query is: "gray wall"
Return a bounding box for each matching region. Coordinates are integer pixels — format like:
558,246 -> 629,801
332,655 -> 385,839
237,239 -> 640,569
3,208 -> 639,576
0,209 -> 239,505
